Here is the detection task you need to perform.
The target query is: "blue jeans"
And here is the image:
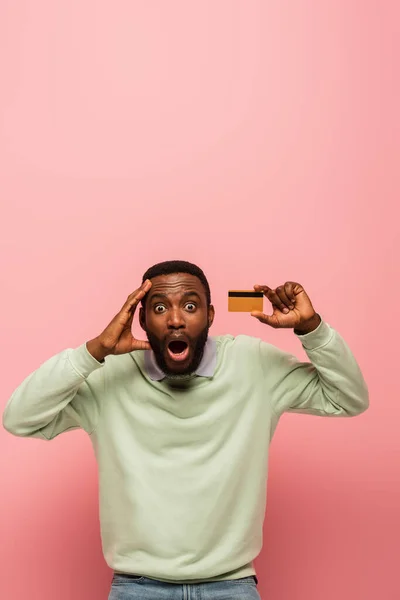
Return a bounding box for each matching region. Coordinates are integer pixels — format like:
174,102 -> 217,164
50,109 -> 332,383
108,574 -> 261,599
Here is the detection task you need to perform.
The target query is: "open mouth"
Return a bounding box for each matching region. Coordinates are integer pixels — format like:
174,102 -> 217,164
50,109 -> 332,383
167,340 -> 190,362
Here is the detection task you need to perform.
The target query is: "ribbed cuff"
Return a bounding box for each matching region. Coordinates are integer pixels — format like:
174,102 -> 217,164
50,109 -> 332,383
294,318 -> 333,350
67,343 -> 105,378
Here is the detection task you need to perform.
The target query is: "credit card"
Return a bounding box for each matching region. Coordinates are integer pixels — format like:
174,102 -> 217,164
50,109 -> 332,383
228,290 -> 263,312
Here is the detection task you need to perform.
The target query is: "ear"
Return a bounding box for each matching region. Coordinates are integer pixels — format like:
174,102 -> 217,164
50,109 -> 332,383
208,305 -> 215,328
139,306 -> 146,331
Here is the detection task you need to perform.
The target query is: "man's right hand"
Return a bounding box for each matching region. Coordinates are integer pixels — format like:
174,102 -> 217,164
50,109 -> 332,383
86,280 -> 152,362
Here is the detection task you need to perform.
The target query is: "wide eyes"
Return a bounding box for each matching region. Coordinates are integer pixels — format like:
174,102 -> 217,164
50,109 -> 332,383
154,303 -> 196,314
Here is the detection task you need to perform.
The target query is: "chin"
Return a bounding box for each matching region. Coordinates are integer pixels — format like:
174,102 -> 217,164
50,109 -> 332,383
165,371 -> 196,381
163,359 -> 196,378
145,326 -> 209,378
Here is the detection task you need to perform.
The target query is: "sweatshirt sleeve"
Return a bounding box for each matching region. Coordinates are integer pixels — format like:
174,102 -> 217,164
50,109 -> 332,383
2,343 -> 105,440
259,318 -> 369,418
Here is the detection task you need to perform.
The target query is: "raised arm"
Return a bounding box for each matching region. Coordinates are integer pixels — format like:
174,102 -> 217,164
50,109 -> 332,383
252,280 -> 369,417
2,280 -> 152,440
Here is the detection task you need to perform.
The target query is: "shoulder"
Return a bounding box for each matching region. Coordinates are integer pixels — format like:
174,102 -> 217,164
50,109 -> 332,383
212,334 -> 285,379
102,351 -> 143,380
213,333 -> 286,362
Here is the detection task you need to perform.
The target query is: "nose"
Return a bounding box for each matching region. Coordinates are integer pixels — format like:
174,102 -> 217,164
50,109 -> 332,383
167,308 -> 186,329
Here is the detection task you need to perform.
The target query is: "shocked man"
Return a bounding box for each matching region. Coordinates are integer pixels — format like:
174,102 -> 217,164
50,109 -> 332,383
3,260 -> 369,600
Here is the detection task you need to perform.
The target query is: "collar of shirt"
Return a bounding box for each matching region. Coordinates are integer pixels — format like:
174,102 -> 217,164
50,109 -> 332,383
144,337 -> 217,381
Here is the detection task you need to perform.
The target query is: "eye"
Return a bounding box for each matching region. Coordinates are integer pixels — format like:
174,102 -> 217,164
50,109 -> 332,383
185,303 -> 196,311
154,304 -> 166,313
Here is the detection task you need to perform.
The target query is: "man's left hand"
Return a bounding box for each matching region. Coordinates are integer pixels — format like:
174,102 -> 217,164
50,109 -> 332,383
251,282 -> 321,333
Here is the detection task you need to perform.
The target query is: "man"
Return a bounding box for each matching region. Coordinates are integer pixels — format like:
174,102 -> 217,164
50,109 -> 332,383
3,260 -> 369,600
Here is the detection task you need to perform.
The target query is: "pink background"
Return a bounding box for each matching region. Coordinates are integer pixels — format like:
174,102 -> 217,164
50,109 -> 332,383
0,1 -> 398,598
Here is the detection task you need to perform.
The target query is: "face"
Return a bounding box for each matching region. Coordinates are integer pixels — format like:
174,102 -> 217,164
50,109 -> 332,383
139,273 -> 215,377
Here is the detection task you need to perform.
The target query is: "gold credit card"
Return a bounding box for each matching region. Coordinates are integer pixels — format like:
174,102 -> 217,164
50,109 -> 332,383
228,290 -> 263,312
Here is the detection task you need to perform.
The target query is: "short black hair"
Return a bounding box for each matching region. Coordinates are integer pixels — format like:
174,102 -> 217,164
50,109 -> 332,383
141,260 -> 211,307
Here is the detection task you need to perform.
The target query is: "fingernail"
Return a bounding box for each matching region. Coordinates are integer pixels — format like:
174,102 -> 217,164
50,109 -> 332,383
283,308 -> 289,314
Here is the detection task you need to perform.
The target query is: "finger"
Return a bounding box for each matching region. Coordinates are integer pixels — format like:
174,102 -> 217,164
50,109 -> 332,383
123,280 -> 152,313
254,284 -> 274,302
115,281 -> 152,327
284,282 -> 296,308
275,285 -> 292,312
256,285 -> 289,314
125,307 -> 135,330
129,279 -> 152,302
254,284 -> 270,292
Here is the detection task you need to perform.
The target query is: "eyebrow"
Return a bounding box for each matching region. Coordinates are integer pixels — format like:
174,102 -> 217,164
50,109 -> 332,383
148,291 -> 202,303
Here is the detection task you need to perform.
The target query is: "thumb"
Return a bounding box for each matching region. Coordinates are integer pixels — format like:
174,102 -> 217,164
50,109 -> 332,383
131,337 -> 151,351
250,311 -> 277,328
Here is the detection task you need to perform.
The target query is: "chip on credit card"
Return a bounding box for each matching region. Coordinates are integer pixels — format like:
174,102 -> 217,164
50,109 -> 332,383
228,290 -> 263,312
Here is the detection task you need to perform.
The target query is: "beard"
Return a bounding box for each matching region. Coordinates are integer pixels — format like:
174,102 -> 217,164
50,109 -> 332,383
144,323 -> 210,379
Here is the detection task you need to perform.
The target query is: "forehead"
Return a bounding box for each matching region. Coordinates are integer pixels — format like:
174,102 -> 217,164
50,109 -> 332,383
148,273 -> 205,296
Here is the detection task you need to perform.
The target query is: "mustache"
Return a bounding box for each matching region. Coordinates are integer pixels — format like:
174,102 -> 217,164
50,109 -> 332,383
147,332 -> 194,348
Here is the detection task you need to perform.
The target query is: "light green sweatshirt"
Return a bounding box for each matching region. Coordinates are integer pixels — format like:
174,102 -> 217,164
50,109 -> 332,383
2,319 -> 368,584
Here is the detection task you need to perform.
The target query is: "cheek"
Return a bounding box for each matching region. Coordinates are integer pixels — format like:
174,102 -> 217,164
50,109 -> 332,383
145,313 -> 166,332
145,314 -> 158,328
190,314 -> 208,331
